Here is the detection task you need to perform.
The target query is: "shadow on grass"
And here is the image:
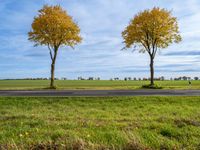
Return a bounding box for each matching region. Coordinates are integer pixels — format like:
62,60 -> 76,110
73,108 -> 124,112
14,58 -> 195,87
141,84 -> 163,89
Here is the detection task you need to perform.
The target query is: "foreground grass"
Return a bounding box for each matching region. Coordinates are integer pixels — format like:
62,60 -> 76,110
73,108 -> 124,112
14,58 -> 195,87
0,80 -> 200,90
0,97 -> 200,149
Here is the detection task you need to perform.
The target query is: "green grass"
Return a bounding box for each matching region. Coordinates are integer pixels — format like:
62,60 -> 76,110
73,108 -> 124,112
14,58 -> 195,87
0,80 -> 200,90
0,97 -> 200,149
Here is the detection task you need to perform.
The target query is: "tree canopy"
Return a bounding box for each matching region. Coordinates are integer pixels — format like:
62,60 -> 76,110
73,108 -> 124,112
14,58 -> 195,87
122,7 -> 181,58
28,5 -> 82,50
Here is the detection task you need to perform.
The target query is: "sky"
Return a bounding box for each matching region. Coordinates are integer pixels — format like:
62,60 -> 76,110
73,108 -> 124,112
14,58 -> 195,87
0,0 -> 200,79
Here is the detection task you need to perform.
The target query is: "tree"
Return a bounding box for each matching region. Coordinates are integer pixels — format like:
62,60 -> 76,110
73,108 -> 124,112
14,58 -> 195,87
28,5 -> 82,88
122,7 -> 181,86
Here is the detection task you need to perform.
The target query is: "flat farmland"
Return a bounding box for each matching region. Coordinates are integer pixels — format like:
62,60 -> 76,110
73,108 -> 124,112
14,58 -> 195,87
0,80 -> 199,90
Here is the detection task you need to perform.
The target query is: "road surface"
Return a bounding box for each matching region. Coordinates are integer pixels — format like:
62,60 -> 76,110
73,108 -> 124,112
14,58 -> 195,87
0,90 -> 199,96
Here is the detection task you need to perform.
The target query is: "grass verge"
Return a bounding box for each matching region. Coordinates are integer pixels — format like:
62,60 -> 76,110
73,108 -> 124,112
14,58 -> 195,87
0,96 -> 200,149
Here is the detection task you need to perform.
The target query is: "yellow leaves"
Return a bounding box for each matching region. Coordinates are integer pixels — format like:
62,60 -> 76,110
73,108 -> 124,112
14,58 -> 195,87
28,5 -> 82,48
122,7 -> 182,54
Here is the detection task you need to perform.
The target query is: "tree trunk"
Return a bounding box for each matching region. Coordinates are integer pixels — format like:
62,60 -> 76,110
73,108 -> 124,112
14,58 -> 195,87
50,62 -> 55,88
150,57 -> 154,86
50,47 -> 58,89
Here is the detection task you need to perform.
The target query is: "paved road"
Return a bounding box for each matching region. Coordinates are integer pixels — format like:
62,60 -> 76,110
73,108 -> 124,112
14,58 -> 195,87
0,90 -> 199,96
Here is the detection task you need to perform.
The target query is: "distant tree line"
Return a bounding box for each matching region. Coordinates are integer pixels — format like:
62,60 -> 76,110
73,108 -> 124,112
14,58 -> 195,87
110,76 -> 200,81
173,76 -> 199,81
77,77 -> 100,80
1,76 -> 199,81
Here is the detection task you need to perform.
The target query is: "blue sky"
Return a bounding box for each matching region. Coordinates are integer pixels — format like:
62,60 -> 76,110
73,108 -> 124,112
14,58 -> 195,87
0,0 -> 200,79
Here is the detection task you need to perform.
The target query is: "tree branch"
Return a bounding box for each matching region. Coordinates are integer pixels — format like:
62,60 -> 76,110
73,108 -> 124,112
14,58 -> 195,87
152,39 -> 158,59
144,31 -> 153,56
153,46 -> 158,59
47,43 -> 54,61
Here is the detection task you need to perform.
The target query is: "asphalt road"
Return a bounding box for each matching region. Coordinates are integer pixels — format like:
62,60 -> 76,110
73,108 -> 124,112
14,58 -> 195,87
0,90 -> 199,96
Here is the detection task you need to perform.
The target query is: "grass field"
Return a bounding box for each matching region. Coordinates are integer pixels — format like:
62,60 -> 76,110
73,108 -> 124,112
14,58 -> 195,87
0,80 -> 200,90
0,96 -> 200,149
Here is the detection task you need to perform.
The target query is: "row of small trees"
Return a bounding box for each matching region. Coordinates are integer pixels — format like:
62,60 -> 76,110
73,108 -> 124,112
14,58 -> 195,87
3,76 -> 200,81
28,5 -> 181,88
109,77 -> 200,81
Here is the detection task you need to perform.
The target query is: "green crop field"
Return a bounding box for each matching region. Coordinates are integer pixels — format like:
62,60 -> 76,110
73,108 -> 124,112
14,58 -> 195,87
0,96 -> 200,149
0,80 -> 200,90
